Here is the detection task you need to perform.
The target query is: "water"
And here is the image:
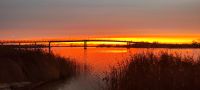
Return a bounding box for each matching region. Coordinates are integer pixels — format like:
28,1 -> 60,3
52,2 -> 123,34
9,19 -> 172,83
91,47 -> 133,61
49,47 -> 200,90
52,47 -> 200,73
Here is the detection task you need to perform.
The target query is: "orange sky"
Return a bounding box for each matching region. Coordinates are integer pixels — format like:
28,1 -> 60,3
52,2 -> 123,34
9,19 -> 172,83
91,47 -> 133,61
3,35 -> 198,44
1,0 -> 200,44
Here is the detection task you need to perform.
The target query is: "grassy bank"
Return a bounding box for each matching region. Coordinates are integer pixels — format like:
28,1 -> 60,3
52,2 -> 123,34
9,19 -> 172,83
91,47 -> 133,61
0,46 -> 79,84
105,52 -> 200,90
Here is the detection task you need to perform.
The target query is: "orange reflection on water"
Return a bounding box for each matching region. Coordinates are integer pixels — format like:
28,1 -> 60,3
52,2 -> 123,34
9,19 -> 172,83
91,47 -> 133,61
52,47 -> 200,73
52,47 -> 130,72
98,49 -> 128,53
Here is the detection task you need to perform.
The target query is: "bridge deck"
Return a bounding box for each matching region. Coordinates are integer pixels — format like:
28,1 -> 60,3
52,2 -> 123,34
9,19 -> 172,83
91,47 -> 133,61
0,40 -> 137,43
0,40 -> 137,52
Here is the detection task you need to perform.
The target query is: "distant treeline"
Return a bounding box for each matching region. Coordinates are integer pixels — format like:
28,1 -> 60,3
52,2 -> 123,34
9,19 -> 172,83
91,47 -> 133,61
96,42 -> 200,48
129,41 -> 200,48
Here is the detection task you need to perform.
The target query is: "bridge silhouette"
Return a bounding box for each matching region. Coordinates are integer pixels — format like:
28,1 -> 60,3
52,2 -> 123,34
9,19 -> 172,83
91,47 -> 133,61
0,39 -> 138,52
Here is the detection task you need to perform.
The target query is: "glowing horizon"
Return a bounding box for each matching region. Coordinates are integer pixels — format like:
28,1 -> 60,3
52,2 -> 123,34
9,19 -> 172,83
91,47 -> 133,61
1,35 -> 199,44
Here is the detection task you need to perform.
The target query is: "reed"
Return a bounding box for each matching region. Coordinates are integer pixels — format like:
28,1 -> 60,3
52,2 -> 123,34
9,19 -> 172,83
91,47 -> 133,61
0,46 -> 80,83
105,52 -> 200,90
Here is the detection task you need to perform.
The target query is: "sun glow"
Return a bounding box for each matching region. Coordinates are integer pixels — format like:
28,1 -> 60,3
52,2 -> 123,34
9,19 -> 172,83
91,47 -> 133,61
92,37 -> 199,44
9,36 -> 199,45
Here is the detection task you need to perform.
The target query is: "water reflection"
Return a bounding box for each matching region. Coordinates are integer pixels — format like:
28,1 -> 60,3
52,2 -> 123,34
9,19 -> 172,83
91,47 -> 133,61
52,47 -> 200,73
83,49 -> 88,74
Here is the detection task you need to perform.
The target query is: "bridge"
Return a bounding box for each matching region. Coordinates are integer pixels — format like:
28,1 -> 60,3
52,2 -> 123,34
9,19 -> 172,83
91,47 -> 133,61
0,40 -> 137,52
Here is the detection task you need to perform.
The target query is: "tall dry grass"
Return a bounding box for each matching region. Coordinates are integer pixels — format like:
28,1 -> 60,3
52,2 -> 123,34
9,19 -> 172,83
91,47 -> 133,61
0,46 -> 80,83
105,52 -> 200,90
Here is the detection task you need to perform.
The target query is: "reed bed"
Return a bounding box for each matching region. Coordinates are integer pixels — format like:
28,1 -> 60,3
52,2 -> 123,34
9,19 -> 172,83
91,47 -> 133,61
105,52 -> 200,90
0,46 -> 80,83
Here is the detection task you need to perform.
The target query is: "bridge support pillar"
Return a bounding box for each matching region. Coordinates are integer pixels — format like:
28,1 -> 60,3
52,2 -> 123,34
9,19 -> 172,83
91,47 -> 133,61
127,42 -> 130,48
84,41 -> 87,49
17,43 -> 21,49
48,42 -> 51,53
34,42 -> 37,50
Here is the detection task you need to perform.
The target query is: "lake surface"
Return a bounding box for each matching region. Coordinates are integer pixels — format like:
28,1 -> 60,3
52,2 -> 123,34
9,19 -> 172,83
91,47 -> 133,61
52,47 -> 200,73
48,47 -> 200,90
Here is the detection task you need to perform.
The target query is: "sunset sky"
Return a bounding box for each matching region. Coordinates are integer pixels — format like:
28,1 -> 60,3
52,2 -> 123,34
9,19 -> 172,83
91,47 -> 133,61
0,0 -> 200,43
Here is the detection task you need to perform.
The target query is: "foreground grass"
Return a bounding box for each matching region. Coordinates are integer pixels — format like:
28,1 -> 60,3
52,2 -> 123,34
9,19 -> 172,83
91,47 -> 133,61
0,46 -> 79,84
105,52 -> 200,90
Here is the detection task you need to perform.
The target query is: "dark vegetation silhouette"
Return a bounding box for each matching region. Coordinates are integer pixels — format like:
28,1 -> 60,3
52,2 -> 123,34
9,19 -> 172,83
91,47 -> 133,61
96,41 -> 200,48
128,41 -> 200,48
105,52 -> 200,90
0,46 -> 80,89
